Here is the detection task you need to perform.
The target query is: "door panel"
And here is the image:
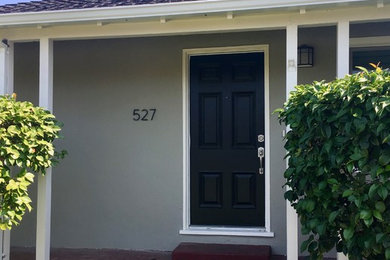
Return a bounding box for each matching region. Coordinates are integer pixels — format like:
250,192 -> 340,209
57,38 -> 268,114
199,93 -> 222,148
232,92 -> 256,148
190,52 -> 265,227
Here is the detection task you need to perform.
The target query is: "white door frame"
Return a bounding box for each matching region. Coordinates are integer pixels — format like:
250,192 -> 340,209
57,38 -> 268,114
180,44 -> 273,237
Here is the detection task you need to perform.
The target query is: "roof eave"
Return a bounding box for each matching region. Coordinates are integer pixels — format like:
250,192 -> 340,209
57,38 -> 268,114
0,0 -> 368,27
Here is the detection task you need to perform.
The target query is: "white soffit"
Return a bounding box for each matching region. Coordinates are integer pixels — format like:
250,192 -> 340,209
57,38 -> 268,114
0,0 -> 377,27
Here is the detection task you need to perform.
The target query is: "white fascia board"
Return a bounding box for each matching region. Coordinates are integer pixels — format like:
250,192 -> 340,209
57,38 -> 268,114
0,0 -> 367,27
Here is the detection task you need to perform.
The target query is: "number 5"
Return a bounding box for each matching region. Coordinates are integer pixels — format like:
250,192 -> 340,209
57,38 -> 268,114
133,109 -> 141,121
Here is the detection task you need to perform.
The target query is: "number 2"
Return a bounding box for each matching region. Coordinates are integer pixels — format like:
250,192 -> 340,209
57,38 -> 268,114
141,109 -> 149,121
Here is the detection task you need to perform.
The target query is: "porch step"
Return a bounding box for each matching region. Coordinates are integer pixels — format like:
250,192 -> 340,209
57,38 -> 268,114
172,243 -> 271,260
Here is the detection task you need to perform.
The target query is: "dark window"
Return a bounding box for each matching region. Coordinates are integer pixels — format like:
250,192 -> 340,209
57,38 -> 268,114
351,48 -> 390,73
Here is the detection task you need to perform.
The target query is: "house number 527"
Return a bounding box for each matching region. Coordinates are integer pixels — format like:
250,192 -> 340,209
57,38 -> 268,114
132,108 -> 157,121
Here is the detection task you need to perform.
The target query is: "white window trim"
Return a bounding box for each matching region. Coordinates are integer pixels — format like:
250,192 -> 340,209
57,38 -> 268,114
350,36 -> 390,73
350,36 -> 390,48
181,44 -> 273,238
180,226 -> 274,237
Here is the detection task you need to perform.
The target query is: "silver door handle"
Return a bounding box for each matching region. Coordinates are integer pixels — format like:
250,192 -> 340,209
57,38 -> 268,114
258,147 -> 264,175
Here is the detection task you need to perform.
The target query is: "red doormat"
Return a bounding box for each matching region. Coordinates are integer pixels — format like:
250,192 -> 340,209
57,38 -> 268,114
172,243 -> 271,260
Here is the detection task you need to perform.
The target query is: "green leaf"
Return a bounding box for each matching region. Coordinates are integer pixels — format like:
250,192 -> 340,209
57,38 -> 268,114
371,136 -> 380,146
354,118 -> 367,133
383,134 -> 390,144
7,125 -> 19,135
386,248 -> 390,259
354,198 -> 362,208
324,141 -> 332,154
329,211 -> 339,223
318,181 -> 327,190
350,153 -> 363,161
284,190 -> 294,201
308,241 -> 318,253
24,173 -> 34,183
343,228 -> 354,241
316,223 -> 326,235
273,108 -> 284,114
378,186 -> 389,200
373,210 -> 383,221
342,189 -> 353,198
301,235 -> 314,253
375,201 -> 386,213
360,210 -> 372,220
376,233 -> 385,243
325,125 -> 331,138
306,200 -> 315,212
284,168 -> 294,178
377,123 -> 387,134
9,149 -> 20,160
364,217 -> 374,227
347,162 -> 354,173
328,178 -> 339,185
356,66 -> 368,74
369,184 -> 379,199
6,180 -> 18,191
379,150 -> 390,165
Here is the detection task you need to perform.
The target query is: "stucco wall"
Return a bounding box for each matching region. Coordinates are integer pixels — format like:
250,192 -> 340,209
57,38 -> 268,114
13,42 -> 39,248
12,31 -> 289,254
298,26 -> 337,85
296,26 -> 337,258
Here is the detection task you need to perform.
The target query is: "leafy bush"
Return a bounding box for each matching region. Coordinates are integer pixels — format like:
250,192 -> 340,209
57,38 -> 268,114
276,66 -> 390,259
0,94 -> 65,229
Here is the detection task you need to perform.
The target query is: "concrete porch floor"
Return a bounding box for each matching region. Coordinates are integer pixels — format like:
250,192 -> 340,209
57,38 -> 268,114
10,247 -> 336,260
11,248 -> 172,260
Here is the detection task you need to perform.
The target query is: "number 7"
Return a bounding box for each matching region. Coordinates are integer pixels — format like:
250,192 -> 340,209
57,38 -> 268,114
150,109 -> 156,120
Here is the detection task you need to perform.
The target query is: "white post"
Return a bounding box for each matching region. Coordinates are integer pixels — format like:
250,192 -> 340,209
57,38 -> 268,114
3,231 -> 10,260
36,38 -> 53,260
0,41 -> 13,96
337,20 -> 350,260
337,20 -> 350,77
286,23 -> 299,260
0,41 -> 14,260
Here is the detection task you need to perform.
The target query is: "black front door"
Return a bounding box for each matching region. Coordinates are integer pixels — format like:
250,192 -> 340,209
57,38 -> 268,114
190,52 -> 265,227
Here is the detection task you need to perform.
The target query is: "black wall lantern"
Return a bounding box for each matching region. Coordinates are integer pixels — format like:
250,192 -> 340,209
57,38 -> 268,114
298,45 -> 314,67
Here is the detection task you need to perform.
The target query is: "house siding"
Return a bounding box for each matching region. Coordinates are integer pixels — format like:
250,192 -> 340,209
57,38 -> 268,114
10,28 -> 338,256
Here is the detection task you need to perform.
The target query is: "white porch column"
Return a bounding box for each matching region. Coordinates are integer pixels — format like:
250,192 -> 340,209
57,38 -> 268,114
0,41 -> 14,260
286,23 -> 299,260
36,38 -> 53,260
337,20 -> 350,260
337,20 -> 350,77
0,41 -> 13,96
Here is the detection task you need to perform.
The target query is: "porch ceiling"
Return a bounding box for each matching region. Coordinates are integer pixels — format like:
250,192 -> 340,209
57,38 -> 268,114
0,0 -> 388,28
0,0 -> 389,42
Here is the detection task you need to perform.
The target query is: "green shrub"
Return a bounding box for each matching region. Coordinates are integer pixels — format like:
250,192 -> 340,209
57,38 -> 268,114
276,66 -> 390,259
0,94 -> 65,229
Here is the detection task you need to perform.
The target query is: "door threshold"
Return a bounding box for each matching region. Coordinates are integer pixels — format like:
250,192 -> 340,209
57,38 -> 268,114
179,226 -> 274,237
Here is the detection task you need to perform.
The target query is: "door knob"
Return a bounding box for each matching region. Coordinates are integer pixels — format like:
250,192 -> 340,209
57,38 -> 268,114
258,147 -> 265,175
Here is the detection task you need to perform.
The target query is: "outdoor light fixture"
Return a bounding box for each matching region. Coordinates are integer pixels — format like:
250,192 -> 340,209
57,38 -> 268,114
1,39 -> 9,48
298,45 -> 314,67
